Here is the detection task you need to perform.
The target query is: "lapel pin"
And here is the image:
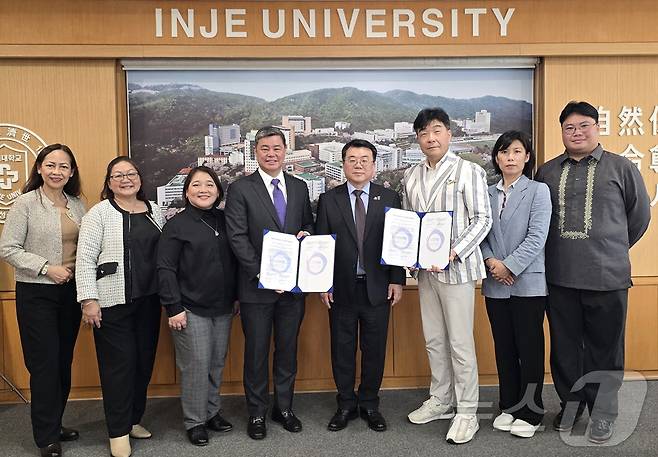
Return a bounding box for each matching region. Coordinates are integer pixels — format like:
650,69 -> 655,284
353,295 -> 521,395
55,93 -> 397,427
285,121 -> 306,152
373,195 -> 381,201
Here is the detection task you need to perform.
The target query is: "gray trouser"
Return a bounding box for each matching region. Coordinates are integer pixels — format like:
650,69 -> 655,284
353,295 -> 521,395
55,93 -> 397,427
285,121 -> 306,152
172,310 -> 233,429
418,273 -> 479,414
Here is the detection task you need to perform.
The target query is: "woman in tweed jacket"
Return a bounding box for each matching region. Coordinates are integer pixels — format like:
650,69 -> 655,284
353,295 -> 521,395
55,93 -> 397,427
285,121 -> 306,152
0,144 -> 86,457
75,157 -> 164,457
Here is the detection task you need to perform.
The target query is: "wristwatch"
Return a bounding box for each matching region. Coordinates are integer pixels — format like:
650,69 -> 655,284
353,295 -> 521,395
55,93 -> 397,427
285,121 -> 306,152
39,263 -> 49,276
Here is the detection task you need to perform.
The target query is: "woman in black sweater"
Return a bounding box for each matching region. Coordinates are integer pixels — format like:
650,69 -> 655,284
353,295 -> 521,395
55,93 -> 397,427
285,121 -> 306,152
157,166 -> 237,446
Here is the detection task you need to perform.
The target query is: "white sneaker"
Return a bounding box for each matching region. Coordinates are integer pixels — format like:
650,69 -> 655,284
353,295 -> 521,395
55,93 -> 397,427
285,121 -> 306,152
407,397 -> 455,424
510,418 -> 540,438
109,434 -> 131,457
492,412 -> 515,431
446,414 -> 479,444
130,423 -> 152,439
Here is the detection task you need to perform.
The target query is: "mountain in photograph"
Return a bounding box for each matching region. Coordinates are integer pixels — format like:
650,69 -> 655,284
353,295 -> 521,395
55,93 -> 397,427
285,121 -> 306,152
128,83 -> 531,195
129,83 -> 531,144
382,90 -> 532,133
249,87 -> 418,132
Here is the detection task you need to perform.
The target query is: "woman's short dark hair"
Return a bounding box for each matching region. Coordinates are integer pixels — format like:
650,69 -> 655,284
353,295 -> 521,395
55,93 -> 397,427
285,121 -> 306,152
491,130 -> 535,178
23,143 -> 82,197
559,101 -> 599,125
101,156 -> 147,201
182,166 -> 224,208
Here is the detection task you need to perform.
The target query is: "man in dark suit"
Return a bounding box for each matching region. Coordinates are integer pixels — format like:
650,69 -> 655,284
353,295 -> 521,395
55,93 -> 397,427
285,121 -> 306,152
225,126 -> 314,440
315,139 -> 405,432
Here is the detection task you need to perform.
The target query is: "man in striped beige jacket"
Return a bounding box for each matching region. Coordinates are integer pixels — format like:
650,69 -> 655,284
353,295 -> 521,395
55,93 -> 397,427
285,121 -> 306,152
403,108 -> 492,445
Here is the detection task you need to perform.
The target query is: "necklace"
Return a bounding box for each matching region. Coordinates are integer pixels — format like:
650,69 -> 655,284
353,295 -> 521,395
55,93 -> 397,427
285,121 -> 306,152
42,187 -> 77,224
41,186 -> 67,207
60,193 -> 76,221
200,217 -> 219,237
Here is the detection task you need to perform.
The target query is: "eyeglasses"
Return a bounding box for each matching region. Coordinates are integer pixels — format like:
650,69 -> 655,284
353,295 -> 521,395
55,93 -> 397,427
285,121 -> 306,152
345,157 -> 373,166
109,171 -> 140,181
563,122 -> 596,136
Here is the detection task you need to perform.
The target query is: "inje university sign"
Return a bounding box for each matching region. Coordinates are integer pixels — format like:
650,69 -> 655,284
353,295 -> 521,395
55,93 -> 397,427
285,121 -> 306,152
2,1 -> 657,56
154,6 -> 516,40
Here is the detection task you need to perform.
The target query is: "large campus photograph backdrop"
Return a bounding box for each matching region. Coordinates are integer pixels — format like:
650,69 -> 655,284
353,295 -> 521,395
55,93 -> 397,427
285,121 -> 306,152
126,67 -> 533,217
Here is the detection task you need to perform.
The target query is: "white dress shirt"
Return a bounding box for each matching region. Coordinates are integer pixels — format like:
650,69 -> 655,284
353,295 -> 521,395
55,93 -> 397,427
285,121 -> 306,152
257,168 -> 287,203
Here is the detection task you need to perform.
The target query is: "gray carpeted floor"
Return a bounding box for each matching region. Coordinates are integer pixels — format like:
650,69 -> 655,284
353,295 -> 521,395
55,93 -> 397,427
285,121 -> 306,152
1,382 -> 657,456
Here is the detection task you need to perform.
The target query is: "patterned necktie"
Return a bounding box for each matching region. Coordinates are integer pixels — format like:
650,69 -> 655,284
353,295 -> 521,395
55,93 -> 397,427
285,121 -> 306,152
271,178 -> 286,227
353,189 -> 366,270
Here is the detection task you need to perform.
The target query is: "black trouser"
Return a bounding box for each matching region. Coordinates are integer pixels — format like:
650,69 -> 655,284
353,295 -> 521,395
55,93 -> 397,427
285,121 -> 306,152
485,295 -> 545,425
15,281 -> 81,448
92,294 -> 161,438
330,281 -> 390,411
546,285 -> 627,422
240,293 -> 305,417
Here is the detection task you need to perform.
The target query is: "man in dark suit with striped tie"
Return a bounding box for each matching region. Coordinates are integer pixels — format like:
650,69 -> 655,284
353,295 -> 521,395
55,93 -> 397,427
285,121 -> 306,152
316,139 -> 405,432
225,126 -> 314,440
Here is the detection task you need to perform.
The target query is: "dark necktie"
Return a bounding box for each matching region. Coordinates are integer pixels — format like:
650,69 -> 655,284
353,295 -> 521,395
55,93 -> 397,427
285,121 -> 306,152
271,178 -> 286,227
353,189 -> 366,270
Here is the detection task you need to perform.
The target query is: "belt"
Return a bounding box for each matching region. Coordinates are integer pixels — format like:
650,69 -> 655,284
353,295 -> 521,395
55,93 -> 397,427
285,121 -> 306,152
355,274 -> 367,283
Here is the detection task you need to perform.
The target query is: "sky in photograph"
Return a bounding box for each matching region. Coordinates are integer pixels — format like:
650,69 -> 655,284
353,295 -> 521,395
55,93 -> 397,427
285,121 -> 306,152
128,68 -> 533,103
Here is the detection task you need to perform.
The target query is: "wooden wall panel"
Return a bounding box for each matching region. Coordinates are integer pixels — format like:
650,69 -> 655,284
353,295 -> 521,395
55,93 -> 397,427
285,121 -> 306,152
1,306 -> 177,392
297,294 -> 333,382
2,1 -> 658,58
2,299 -> 27,390
391,288 -> 430,378
473,292 -> 496,375
226,317 -> 244,383
0,59 -> 122,288
0,59 -> 178,400
69,327 -> 100,388
0,299 -> 4,390
2,281 -> 657,401
2,54 -> 658,402
626,285 -> 658,370
150,316 -> 177,385
542,56 -> 658,277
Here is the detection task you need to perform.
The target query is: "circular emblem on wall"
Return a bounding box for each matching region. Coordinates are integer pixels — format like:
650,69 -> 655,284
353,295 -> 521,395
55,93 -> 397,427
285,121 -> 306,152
0,124 -> 47,224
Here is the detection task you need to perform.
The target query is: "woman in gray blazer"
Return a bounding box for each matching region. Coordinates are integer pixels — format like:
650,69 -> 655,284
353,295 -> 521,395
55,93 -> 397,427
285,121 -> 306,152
0,144 -> 86,457
480,131 -> 551,438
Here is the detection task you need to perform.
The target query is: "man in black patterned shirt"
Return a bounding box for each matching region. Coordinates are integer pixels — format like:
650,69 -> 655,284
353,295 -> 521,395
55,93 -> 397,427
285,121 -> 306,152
536,101 -> 651,444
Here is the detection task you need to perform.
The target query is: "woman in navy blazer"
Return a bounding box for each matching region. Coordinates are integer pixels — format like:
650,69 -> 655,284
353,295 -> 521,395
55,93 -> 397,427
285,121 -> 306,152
480,131 -> 551,438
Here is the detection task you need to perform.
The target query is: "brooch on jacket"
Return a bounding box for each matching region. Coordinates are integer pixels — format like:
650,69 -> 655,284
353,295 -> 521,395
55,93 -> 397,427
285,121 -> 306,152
372,195 -> 381,201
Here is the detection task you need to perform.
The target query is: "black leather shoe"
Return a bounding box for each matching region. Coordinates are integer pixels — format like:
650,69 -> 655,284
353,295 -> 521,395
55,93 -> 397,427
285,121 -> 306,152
206,413 -> 233,432
186,424 -> 209,446
271,408 -> 302,432
327,408 -> 358,431
360,408 -> 387,432
59,426 -> 79,442
247,416 -> 267,440
553,407 -> 584,432
39,442 -> 62,457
